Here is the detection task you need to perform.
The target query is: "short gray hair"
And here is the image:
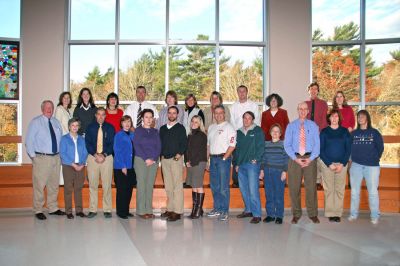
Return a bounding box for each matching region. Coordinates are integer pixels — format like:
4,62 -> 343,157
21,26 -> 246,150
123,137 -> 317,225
41,100 -> 54,110
68,117 -> 81,128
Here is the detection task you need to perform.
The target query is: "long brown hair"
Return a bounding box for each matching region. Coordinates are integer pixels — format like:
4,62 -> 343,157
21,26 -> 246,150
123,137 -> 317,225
332,91 -> 349,109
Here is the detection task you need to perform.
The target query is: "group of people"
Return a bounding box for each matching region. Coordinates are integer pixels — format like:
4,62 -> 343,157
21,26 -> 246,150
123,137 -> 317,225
26,83 -> 384,225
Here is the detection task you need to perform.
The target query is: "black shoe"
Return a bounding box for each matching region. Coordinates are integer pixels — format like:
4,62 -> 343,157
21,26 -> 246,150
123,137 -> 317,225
49,210 -> 66,216
161,211 -> 172,218
183,182 -> 192,188
275,218 -> 283,224
334,216 -> 341,222
117,214 -> 128,219
67,213 -> 74,219
87,212 -> 97,218
104,212 -> 112,218
329,217 -> 336,222
127,213 -> 134,218
250,217 -> 261,224
237,212 -> 253,218
35,213 -> 47,220
263,216 -> 275,223
76,212 -> 86,218
167,212 -> 181,222
232,182 -> 239,188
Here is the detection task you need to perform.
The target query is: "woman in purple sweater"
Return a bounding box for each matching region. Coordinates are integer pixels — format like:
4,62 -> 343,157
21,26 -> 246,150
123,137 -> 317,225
133,109 -> 161,219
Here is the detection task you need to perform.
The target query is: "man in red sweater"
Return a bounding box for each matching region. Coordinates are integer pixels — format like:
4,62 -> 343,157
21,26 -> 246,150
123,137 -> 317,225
306,82 -> 328,190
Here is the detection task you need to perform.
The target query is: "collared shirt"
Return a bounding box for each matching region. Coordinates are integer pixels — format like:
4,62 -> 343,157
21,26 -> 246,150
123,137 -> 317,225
25,115 -> 63,158
230,100 -> 260,130
284,118 -> 320,161
124,101 -> 159,127
207,121 -> 236,154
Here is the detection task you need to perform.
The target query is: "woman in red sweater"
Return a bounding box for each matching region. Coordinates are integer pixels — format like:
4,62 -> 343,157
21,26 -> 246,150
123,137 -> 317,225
105,92 -> 124,132
261,93 -> 289,141
332,91 -> 355,132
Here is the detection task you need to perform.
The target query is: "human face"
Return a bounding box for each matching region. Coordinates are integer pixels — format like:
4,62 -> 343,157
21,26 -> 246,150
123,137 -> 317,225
214,107 -> 225,124
270,97 -> 278,109
136,88 -> 146,102
308,85 -> 319,99
270,126 -> 281,141
143,112 -> 153,127
42,102 -> 54,119
329,112 -> 340,127
237,87 -> 248,102
166,95 -> 176,106
186,97 -> 195,108
62,94 -> 71,108
211,94 -> 221,107
95,110 -> 106,124
167,108 -> 178,123
335,93 -> 344,107
190,117 -> 200,130
121,119 -> 132,131
69,121 -> 79,134
108,97 -> 117,109
81,90 -> 90,104
242,113 -> 254,129
297,103 -> 309,120
357,113 -> 367,128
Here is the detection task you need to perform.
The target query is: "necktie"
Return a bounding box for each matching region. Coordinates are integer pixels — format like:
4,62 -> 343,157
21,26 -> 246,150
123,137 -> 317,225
48,119 -> 57,154
299,122 -> 306,155
311,100 -> 315,121
136,103 -> 142,128
97,124 -> 103,154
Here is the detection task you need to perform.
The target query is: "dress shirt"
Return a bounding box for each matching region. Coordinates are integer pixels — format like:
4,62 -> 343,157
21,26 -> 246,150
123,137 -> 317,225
284,119 -> 320,161
230,100 -> 260,130
85,121 -> 115,156
124,101 -> 159,127
25,115 -> 63,158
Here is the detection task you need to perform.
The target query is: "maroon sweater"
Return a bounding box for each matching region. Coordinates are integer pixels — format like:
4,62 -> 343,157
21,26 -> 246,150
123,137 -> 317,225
261,108 -> 290,141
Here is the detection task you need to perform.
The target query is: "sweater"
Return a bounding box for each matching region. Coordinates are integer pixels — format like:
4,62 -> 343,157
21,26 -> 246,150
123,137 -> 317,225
185,129 -> 207,166
320,126 -> 352,166
159,123 -> 187,159
73,105 -> 97,135
234,125 -> 265,166
105,108 -> 123,133
338,106 -> 355,130
351,128 -> 384,166
132,126 -> 161,161
260,108 -> 290,141
261,140 -> 289,171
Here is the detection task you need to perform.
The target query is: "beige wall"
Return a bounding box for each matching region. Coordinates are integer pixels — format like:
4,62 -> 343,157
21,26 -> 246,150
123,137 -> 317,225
21,0 -> 65,163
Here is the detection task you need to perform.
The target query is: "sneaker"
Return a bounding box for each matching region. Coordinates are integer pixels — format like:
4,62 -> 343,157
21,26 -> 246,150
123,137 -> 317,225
207,209 -> 220,217
218,212 -> 229,221
371,218 -> 379,225
347,215 -> 357,222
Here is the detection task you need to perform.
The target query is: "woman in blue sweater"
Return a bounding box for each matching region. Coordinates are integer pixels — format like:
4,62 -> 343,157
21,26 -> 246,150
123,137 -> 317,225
319,109 -> 351,222
348,110 -> 384,225
113,115 -> 136,219
60,118 -> 88,219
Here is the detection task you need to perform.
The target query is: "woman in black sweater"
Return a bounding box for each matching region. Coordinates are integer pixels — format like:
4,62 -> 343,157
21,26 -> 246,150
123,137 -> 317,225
73,88 -> 97,136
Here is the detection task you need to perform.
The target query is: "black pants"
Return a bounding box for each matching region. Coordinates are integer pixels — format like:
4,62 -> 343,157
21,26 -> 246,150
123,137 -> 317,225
114,168 -> 137,217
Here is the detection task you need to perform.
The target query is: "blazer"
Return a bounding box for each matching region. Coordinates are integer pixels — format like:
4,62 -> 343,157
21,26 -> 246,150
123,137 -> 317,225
113,130 -> 135,169
60,134 -> 88,165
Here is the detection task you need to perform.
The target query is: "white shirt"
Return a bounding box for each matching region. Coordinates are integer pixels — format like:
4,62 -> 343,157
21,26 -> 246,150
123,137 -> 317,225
71,133 -> 79,163
230,100 -> 260,130
124,101 -> 159,127
207,121 -> 236,154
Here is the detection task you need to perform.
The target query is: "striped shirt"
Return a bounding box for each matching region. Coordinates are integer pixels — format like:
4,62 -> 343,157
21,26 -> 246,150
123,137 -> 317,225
261,140 -> 289,171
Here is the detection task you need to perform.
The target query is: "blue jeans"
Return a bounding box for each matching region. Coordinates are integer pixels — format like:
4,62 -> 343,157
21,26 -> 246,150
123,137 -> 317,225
349,162 -> 380,219
238,163 -> 261,217
210,157 -> 231,213
263,167 -> 286,218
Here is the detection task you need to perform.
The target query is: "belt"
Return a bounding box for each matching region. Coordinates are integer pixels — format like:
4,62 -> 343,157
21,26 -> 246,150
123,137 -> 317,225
35,152 -> 59,156
210,153 -> 226,158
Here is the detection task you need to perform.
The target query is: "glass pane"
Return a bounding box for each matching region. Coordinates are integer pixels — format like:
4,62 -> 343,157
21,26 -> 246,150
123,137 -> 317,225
70,0 -> 115,40
0,42 -> 19,99
169,45 -> 215,101
219,46 -> 263,102
0,104 -> 17,136
366,0 -> 400,39
312,45 -> 360,102
312,0 -> 360,41
169,0 -> 214,41
69,45 -> 114,102
381,143 -> 400,165
220,0 -> 263,41
120,0 -> 165,40
119,45 -> 165,101
365,44 -> 400,102
0,144 -> 18,163
0,0 -> 20,38
366,105 -> 400,136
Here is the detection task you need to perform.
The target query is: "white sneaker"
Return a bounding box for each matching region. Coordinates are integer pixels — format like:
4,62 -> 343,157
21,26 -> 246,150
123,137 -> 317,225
371,218 -> 379,225
218,212 -> 229,221
207,209 -> 220,217
348,215 -> 357,222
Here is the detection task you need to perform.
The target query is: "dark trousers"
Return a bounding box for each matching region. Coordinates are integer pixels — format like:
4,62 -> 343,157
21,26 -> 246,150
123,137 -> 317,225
114,168 -> 136,216
62,164 -> 85,214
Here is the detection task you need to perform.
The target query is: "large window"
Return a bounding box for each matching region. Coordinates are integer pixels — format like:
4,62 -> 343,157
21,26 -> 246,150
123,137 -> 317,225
312,0 -> 400,165
66,0 -> 267,105
0,0 -> 21,164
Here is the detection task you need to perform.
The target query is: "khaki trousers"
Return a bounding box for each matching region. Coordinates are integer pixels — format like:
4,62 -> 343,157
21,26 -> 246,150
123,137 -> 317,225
87,155 -> 114,212
161,157 -> 184,214
32,154 -> 61,213
287,157 -> 318,218
62,164 -> 85,214
319,159 -> 347,217
135,156 -> 158,215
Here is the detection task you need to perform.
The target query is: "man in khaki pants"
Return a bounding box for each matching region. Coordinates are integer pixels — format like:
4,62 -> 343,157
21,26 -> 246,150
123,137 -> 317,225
26,100 -> 65,220
85,107 -> 115,218
159,106 -> 187,221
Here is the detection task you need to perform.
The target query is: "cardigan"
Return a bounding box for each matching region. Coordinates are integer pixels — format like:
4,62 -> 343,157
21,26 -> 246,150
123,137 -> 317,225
113,130 -> 135,169
54,105 -> 74,135
60,133 -> 88,165
260,108 -> 290,141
